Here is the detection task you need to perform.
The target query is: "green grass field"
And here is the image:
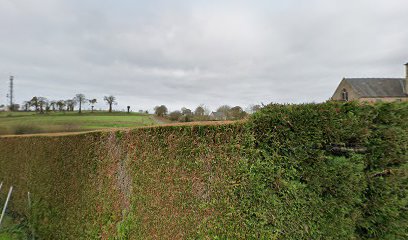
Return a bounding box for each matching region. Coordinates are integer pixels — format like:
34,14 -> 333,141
0,111 -> 157,135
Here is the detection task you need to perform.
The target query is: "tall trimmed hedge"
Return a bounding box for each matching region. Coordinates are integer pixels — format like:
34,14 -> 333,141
234,102 -> 407,239
0,102 -> 406,239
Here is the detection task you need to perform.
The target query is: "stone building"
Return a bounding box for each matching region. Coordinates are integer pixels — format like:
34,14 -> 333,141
331,63 -> 408,102
210,111 -> 227,121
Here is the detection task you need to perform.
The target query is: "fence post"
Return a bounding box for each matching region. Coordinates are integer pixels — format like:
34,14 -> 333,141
28,192 -> 31,208
28,192 -> 35,239
0,186 -> 13,228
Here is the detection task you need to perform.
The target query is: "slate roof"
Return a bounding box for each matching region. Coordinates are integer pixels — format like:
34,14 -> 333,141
211,111 -> 226,117
344,78 -> 407,97
210,111 -> 227,120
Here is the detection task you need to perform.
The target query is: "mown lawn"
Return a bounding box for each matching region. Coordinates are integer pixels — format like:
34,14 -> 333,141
0,111 -> 156,135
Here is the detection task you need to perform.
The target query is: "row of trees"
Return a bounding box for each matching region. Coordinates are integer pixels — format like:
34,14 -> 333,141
154,104 -> 262,122
21,94 -> 117,113
155,105 -> 211,122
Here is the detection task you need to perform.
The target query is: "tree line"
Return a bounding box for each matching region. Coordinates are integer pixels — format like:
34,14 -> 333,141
154,104 -> 262,122
18,94 -> 117,113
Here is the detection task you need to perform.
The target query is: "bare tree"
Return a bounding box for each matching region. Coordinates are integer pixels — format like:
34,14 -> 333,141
181,107 -> 192,116
229,106 -> 247,120
194,104 -> 210,121
30,97 -> 39,112
154,105 -> 168,117
45,101 -> 50,112
65,99 -> 77,111
248,104 -> 262,114
89,98 -> 97,112
22,101 -> 30,111
56,100 -> 66,111
37,97 -> 48,114
49,101 -> 57,111
74,94 -> 87,113
104,95 -> 117,113
194,105 -> 205,116
169,110 -> 182,121
216,105 -> 231,119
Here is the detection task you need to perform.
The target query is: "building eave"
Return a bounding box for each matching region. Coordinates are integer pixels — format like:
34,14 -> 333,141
359,95 -> 408,98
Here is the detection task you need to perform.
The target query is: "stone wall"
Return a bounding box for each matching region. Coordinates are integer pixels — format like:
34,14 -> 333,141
331,79 -> 360,101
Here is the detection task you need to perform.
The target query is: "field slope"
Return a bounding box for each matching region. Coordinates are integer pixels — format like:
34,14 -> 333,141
0,111 -> 156,135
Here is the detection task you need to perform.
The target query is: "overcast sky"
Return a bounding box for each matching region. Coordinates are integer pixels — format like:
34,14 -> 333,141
0,0 -> 407,112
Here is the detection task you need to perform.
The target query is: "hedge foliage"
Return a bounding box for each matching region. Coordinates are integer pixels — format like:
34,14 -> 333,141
0,102 -> 407,239
235,102 -> 407,239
